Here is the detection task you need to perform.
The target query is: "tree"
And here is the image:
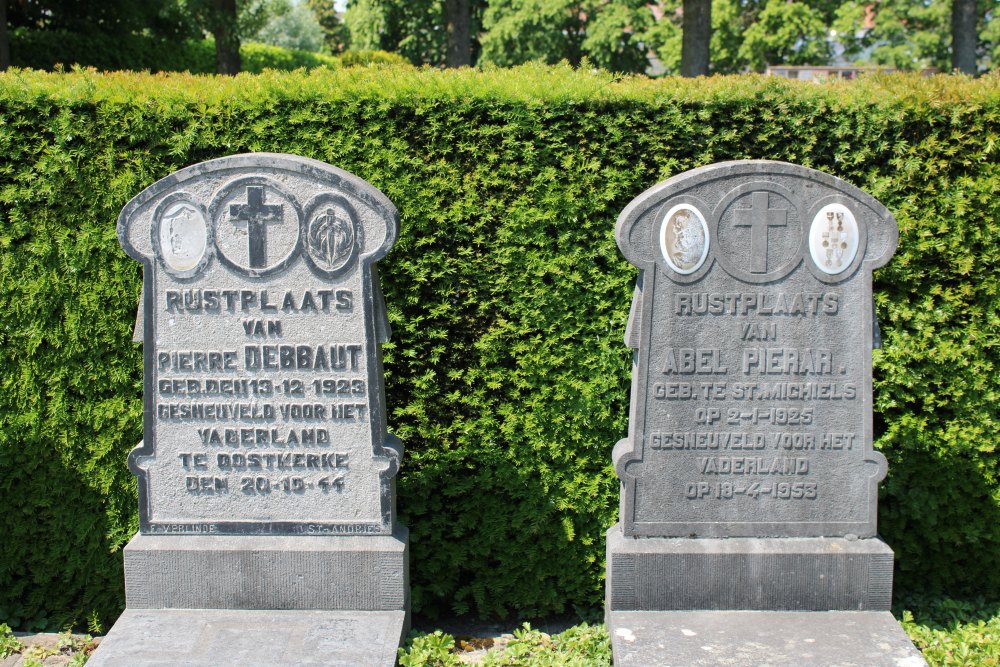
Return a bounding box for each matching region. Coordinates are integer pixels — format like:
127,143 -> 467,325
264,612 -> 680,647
680,0 -> 710,76
445,0 -> 472,66
833,0 -> 950,71
345,0 -> 443,63
646,0 -> 828,75
183,0 -> 288,74
343,0 -> 385,51
2,0 -> 203,70
739,1 -> 830,71
306,0 -> 349,52
338,0 -> 996,74
951,0 -> 978,73
213,0 -> 242,74
709,0 -> 755,73
479,0 -> 587,67
584,1 -> 653,72
645,0 -> 771,75
5,0 -> 201,38
984,6 -> 1000,70
479,0 -> 653,73
344,0 -> 486,66
255,1 -> 324,51
0,0 -> 8,71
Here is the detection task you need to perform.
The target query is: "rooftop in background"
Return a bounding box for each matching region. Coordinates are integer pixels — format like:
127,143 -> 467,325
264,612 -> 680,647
767,65 -> 938,80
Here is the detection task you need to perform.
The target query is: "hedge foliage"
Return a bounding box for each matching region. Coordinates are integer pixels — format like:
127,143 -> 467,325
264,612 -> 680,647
0,66 -> 997,631
9,29 -> 407,74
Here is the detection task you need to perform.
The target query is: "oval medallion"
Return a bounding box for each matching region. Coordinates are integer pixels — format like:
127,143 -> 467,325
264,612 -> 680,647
308,207 -> 355,270
660,204 -> 709,275
157,200 -> 208,274
302,194 -> 361,279
809,203 -> 859,275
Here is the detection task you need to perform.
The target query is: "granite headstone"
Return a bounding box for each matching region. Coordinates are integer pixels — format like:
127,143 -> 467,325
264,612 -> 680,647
606,161 -> 926,665
90,153 -> 408,666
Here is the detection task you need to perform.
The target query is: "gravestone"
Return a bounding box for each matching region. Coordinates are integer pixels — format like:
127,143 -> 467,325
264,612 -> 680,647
606,161 -> 926,666
90,154 -> 408,667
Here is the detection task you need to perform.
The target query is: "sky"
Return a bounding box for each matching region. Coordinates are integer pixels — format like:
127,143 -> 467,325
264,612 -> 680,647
294,0 -> 347,9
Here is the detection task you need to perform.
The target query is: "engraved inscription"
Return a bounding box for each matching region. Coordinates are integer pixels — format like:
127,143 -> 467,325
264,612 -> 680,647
155,289 -> 371,505
644,292 -> 863,517
674,292 -> 839,316
634,276 -> 875,537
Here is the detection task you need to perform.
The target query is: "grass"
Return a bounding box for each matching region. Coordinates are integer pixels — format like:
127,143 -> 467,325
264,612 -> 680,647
0,625 -> 93,665
399,622 -> 612,666
899,597 -> 1000,667
398,599 -> 1000,666
2,598 -> 997,665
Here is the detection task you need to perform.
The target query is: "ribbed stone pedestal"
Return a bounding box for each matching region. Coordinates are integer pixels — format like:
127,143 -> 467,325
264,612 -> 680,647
123,531 -> 408,612
607,523 -> 893,612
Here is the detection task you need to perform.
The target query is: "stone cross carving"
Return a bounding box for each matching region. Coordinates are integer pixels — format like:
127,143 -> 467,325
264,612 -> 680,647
229,185 -> 284,268
732,191 -> 788,273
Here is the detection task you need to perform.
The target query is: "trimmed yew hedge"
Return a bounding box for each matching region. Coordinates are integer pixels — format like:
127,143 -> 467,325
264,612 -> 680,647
0,66 -> 997,631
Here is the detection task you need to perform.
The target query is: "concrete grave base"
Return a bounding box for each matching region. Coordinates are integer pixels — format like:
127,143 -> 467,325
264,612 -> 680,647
87,608 -> 407,667
608,610 -> 926,667
90,530 -> 410,666
123,529 -> 409,613
607,524 -> 893,612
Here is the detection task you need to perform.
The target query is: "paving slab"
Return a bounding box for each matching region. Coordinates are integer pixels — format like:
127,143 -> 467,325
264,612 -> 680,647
609,610 -> 927,667
87,609 -> 405,667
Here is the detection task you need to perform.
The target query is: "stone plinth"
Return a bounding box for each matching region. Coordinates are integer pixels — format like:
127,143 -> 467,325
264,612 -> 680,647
124,530 -> 408,613
606,524 -> 892,612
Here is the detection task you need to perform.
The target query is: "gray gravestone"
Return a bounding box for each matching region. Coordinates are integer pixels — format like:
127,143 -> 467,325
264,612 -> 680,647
90,154 -> 408,667
606,161 -> 926,665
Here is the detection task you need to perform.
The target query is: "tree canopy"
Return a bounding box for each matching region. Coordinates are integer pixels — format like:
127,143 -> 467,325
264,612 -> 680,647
344,0 -> 487,66
254,1 -> 325,52
5,0 -> 203,41
1,0 -> 997,74
307,0 -> 349,52
355,0 -> 997,74
478,0 -> 652,72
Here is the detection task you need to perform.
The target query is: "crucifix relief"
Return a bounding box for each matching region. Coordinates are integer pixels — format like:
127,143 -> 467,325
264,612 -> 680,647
229,185 -> 284,268
733,191 -> 787,274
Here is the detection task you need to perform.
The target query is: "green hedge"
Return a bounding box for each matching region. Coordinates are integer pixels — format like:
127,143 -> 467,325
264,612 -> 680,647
9,29 -> 406,74
0,66 -> 997,631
